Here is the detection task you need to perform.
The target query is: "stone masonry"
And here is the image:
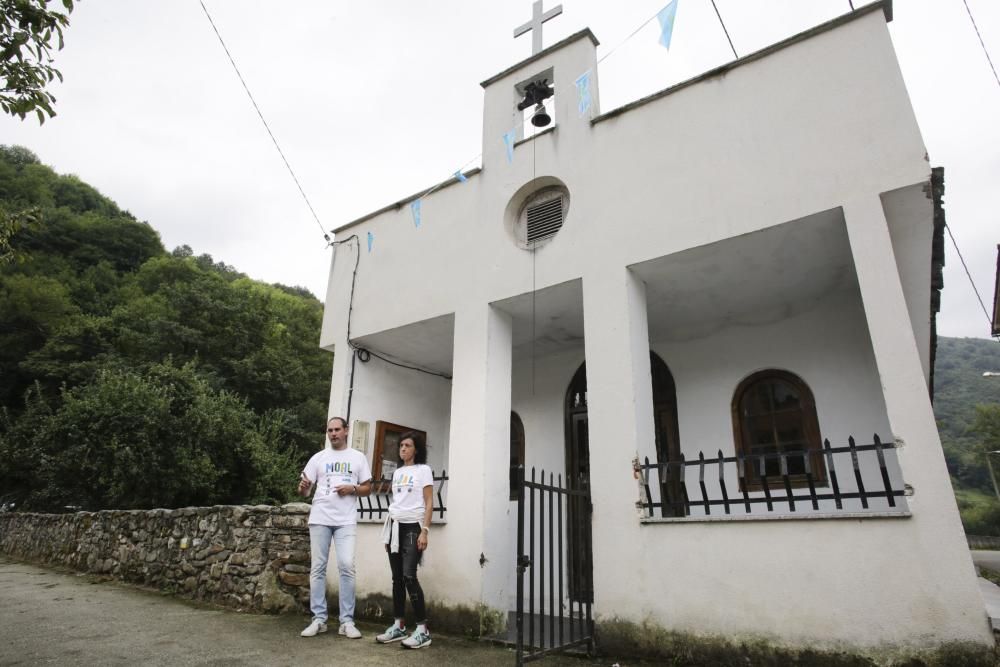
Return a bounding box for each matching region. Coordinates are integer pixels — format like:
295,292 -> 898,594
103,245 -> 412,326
0,503 -> 313,613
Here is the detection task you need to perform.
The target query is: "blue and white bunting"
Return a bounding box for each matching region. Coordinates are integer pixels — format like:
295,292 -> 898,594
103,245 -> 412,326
367,231 -> 373,253
454,170 -> 468,183
502,129 -> 516,164
410,200 -> 421,228
575,70 -> 593,117
657,0 -> 678,50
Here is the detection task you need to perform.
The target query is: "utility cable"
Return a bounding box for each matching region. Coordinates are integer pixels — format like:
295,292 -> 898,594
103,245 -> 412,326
199,0 -> 330,244
961,0 -> 1000,91
401,0 -> 751,211
531,129 -> 538,396
944,222 -> 994,330
330,235 -> 451,395
595,5 -> 669,66
711,0 -> 739,59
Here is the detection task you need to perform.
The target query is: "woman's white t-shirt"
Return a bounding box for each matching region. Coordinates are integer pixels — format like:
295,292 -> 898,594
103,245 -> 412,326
390,464 -> 434,516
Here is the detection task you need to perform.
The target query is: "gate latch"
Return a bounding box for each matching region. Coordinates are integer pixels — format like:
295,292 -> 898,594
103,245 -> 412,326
517,555 -> 531,572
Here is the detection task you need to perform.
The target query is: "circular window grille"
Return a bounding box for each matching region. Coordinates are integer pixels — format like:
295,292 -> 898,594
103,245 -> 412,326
514,187 -> 568,249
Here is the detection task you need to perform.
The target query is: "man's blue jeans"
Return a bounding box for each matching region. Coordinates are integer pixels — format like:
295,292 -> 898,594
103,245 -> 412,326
308,524 -> 356,624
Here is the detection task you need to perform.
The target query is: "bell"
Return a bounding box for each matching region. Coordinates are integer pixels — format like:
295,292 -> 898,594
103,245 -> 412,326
530,102 -> 551,128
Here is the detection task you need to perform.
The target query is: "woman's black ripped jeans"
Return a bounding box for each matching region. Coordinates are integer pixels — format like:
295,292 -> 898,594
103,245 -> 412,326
387,522 -> 426,621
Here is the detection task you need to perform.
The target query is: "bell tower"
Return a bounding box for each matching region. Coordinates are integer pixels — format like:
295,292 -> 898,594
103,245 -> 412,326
480,12 -> 600,172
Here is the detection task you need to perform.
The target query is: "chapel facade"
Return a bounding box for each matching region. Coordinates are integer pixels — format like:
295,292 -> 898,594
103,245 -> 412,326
320,0 -> 992,653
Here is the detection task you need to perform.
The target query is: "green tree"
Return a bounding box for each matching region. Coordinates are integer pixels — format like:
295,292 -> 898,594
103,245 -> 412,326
0,273 -> 78,404
0,0 -> 76,123
0,146 -> 330,508
0,202 -> 38,264
0,362 -> 299,510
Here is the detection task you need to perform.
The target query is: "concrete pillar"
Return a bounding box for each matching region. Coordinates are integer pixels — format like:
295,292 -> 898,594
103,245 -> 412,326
324,242 -> 355,425
581,266 -> 656,606
445,303 -> 513,616
843,194 -> 992,642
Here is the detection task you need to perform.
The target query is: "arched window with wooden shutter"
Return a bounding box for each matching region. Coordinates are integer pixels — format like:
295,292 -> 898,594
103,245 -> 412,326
732,370 -> 826,491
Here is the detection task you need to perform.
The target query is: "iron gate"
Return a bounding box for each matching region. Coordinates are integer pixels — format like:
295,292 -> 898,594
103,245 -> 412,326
514,465 -> 593,665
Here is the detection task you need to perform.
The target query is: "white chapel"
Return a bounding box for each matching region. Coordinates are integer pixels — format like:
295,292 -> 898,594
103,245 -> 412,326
320,0 -> 993,655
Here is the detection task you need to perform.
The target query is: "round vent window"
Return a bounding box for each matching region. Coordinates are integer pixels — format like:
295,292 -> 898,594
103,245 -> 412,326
513,186 -> 569,249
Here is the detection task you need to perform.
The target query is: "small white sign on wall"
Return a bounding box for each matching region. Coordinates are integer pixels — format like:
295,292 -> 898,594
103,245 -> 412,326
352,420 -> 370,454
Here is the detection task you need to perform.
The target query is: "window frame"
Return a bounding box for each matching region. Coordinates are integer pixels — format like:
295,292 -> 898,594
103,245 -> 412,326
730,369 -> 826,492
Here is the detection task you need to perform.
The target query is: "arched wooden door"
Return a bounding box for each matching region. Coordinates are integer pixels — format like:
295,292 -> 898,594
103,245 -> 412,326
564,352 -> 683,595
564,363 -> 592,603
650,352 -> 684,517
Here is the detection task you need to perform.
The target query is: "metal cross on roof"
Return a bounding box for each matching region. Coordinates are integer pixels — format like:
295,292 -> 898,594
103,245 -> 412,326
514,0 -> 563,55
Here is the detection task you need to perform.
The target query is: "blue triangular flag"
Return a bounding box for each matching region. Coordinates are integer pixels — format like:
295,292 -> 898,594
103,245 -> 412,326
575,70 -> 592,117
454,170 -> 468,183
657,0 -> 678,49
502,129 -> 516,164
367,231 -> 373,253
410,200 -> 421,228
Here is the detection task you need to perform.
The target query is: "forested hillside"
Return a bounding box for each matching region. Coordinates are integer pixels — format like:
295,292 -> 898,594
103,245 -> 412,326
0,146 -> 330,511
936,336 -> 1000,534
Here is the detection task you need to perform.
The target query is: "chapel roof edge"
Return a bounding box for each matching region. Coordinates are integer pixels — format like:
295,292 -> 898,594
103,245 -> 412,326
480,28 -> 600,89
331,167 -> 483,235
591,0 -> 892,126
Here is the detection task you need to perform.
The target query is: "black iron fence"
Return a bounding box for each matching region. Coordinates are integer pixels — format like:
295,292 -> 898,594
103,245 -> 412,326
634,436 -> 907,519
356,470 -> 448,522
515,466 -> 593,665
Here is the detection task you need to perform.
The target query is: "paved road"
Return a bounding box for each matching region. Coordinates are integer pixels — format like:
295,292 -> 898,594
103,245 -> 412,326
0,557 -> 609,666
972,550 -> 1000,572
971,551 -> 1000,628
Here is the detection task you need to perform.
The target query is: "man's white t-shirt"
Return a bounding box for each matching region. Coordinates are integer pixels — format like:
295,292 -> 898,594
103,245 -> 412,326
302,447 -> 372,526
389,464 -> 434,516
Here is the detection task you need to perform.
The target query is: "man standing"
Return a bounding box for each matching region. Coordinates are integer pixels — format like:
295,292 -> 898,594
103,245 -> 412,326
298,417 -> 372,638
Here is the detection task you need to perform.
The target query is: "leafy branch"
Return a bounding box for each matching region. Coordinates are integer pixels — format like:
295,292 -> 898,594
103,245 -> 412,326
0,0 -> 76,124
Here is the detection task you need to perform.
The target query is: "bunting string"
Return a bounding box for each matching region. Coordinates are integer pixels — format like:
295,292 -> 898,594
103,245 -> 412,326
352,0 -> 757,241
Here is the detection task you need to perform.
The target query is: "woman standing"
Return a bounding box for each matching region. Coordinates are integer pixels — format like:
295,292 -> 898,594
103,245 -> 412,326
376,432 -> 434,649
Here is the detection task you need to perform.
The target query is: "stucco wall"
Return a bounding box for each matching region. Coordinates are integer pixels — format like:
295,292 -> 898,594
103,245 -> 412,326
345,350 -> 453,475
321,10 -> 928,350
317,5 -> 990,652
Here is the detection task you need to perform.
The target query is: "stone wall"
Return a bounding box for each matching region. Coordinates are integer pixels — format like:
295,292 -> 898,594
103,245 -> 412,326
0,504 -> 312,613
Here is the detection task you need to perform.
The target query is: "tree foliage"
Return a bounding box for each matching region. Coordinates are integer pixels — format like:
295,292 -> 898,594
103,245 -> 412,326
0,0 -> 75,123
0,145 -> 328,511
934,336 -> 1000,534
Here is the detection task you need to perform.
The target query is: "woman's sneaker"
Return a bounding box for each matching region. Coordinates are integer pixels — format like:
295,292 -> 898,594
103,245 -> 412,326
376,624 -> 407,644
401,629 -> 432,649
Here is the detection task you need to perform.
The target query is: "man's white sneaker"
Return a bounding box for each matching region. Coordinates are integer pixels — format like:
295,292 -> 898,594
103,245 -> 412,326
300,619 -> 328,637
339,622 -> 362,639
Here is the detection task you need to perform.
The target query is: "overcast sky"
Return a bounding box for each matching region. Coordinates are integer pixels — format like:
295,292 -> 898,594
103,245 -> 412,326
2,0 -> 997,340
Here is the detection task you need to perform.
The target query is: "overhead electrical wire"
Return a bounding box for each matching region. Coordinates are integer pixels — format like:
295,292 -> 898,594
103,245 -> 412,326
404,0 -> 755,209
961,0 -> 1000,91
710,0 -> 739,59
944,223 -> 994,331
198,1 -> 330,244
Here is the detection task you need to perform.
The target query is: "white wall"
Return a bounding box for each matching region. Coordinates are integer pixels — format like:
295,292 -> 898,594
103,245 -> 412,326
581,279 -> 987,649
323,11 -> 929,350
346,352 -> 452,476
512,347 -> 584,475
319,7 -> 990,649
883,184 -> 935,384
652,286 -> 905,517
